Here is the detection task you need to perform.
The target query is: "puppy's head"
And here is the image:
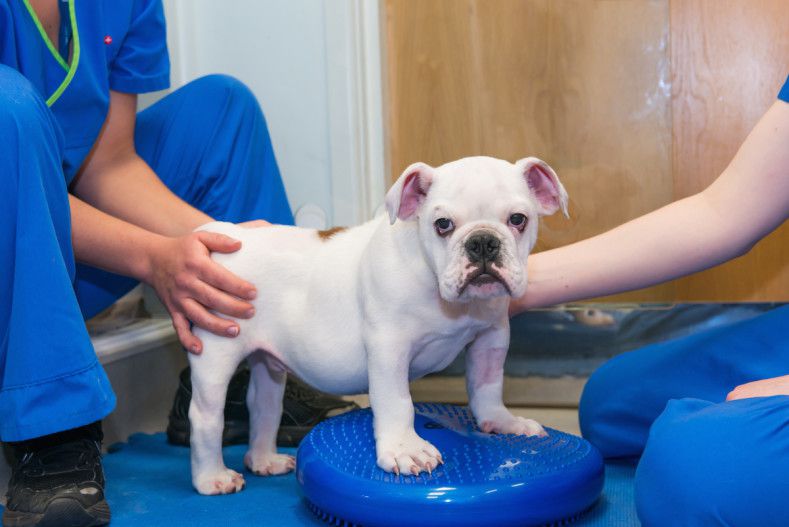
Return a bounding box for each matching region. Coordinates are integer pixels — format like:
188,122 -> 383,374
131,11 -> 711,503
385,156 -> 568,302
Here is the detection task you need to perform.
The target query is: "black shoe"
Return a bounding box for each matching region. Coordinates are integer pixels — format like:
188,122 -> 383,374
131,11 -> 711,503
2,422 -> 110,527
166,365 -> 359,448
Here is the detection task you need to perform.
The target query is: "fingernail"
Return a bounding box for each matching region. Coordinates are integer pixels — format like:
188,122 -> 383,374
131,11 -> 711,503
245,308 -> 255,318
190,345 -> 200,354
227,326 -> 239,337
247,290 -> 257,300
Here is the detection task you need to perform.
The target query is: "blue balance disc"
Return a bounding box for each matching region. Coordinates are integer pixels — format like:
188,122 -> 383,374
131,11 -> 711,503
297,403 -> 604,527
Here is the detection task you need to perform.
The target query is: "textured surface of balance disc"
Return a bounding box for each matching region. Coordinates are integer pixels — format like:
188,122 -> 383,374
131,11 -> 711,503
297,403 -> 604,527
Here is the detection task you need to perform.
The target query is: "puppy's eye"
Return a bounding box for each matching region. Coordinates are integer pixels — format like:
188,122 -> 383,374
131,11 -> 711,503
434,218 -> 454,236
508,213 -> 528,231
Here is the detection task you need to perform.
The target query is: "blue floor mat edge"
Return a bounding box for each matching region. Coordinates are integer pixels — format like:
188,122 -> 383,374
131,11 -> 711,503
1,433 -> 640,526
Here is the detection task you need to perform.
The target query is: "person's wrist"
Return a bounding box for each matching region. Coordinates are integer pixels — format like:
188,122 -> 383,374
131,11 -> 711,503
517,254 -> 558,311
135,233 -> 169,284
184,211 -> 214,233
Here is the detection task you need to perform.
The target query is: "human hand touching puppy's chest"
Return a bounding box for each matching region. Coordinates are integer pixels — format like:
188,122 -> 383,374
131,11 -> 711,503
187,156 -> 568,495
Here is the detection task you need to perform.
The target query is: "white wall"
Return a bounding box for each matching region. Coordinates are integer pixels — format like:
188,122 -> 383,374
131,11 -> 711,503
158,0 -> 387,227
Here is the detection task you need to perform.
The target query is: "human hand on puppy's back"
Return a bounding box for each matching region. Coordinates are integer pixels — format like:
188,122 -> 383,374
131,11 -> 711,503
144,231 -> 259,354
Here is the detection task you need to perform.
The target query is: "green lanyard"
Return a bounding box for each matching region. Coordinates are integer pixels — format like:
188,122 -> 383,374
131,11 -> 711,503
21,0 -> 80,105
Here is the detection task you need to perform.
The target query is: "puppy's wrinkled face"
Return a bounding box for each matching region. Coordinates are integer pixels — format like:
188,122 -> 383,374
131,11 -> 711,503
385,156 -> 568,302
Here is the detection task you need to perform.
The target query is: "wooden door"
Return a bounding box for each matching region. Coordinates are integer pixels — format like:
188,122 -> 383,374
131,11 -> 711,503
382,0 -> 789,302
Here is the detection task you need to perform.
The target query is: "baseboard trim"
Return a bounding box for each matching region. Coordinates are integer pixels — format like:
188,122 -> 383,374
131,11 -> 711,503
409,375 -> 585,408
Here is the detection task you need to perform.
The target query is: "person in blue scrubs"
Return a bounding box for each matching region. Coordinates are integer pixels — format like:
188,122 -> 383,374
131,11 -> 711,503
512,76 -> 789,526
1,0 -> 293,525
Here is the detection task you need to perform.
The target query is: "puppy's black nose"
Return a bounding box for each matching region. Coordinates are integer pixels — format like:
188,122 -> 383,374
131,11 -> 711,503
465,233 -> 500,262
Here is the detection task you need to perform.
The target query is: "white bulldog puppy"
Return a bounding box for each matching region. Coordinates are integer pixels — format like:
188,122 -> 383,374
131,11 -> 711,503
188,156 -> 568,495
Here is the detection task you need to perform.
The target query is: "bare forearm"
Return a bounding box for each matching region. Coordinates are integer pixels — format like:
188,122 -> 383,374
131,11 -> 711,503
68,194 -> 164,282
513,100 -> 789,312
518,192 -> 750,309
65,90 -> 257,352
71,152 -> 211,236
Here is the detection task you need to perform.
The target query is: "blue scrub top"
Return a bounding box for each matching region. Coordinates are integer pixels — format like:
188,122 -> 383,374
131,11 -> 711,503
0,0 -> 170,182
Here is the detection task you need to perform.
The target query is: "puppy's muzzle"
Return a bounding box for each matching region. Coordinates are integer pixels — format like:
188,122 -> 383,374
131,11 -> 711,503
459,232 -> 512,296
464,233 -> 501,263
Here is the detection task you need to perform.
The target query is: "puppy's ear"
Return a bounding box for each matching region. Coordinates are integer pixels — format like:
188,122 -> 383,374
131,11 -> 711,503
516,157 -> 569,217
385,162 -> 435,224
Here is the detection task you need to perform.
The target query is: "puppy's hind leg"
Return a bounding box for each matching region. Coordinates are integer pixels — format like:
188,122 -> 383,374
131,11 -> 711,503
244,352 -> 295,476
189,334 -> 247,495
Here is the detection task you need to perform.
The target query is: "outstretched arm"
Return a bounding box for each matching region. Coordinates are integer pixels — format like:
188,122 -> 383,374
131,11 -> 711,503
512,99 -> 789,313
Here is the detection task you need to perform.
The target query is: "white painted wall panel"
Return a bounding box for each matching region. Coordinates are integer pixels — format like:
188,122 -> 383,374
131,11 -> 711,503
162,0 -> 334,224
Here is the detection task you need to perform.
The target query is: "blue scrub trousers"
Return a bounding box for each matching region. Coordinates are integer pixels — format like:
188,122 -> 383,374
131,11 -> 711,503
0,67 -> 293,441
580,306 -> 789,526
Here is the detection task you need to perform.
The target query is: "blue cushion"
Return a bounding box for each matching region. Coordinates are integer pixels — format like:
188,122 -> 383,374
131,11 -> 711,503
297,404 -> 604,527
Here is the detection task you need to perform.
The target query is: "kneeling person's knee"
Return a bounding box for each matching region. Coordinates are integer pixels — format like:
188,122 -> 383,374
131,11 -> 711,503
0,65 -> 64,187
0,65 -> 55,134
190,74 -> 259,111
635,397 -> 789,526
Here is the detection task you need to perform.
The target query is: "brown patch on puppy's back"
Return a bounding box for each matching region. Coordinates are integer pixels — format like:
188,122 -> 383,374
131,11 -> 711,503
317,226 -> 347,240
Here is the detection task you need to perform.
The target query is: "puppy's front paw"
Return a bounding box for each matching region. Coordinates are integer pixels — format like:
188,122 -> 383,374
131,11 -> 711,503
376,433 -> 443,476
480,415 -> 548,437
193,468 -> 246,495
244,451 -> 296,476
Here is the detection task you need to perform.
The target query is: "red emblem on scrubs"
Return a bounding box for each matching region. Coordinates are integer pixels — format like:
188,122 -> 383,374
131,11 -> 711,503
104,35 -> 113,45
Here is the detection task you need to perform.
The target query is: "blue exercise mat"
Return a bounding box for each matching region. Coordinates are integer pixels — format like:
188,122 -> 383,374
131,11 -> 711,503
297,404 -> 604,527
0,434 -> 639,526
